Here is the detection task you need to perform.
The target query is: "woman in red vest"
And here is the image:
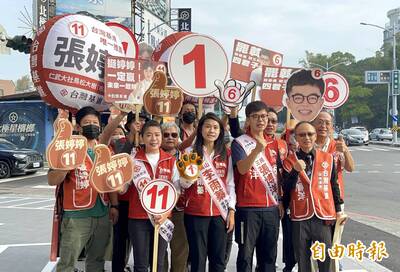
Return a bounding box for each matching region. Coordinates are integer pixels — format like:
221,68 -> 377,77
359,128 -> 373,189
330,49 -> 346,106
181,112 -> 236,272
127,120 -> 180,272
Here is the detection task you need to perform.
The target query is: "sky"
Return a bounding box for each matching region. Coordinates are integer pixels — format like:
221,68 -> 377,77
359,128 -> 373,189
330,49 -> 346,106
1,0 -> 400,82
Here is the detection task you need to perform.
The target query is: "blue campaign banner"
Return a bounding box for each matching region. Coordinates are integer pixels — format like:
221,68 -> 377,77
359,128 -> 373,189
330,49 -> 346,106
0,101 -> 56,155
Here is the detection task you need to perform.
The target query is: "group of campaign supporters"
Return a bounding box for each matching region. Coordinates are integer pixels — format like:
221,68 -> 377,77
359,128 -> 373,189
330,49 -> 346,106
48,70 -> 354,272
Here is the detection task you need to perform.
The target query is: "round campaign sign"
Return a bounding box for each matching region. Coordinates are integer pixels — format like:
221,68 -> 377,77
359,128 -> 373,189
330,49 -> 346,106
168,34 -> 229,97
140,179 -> 178,215
30,14 -> 123,112
106,22 -> 138,59
152,32 -> 192,62
323,72 -> 349,109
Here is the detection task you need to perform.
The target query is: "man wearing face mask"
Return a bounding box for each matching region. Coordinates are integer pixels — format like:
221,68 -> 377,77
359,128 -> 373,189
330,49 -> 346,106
48,106 -> 125,272
179,102 -> 197,141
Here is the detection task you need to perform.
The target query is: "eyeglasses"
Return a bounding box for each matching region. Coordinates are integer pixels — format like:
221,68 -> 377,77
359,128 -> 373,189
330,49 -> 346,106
315,119 -> 332,127
267,119 -> 278,124
249,114 -> 268,120
296,132 -> 316,138
291,93 -> 321,104
163,132 -> 178,138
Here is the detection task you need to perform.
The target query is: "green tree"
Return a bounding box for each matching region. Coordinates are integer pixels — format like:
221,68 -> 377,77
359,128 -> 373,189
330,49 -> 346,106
14,74 -> 32,92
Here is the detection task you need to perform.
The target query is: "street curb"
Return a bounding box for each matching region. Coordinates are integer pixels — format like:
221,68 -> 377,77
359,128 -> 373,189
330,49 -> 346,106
370,141 -> 400,147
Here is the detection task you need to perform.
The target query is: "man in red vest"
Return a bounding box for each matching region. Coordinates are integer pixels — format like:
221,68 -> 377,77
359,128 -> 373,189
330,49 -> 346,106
282,121 -> 346,272
231,101 -> 285,272
48,107 -> 123,271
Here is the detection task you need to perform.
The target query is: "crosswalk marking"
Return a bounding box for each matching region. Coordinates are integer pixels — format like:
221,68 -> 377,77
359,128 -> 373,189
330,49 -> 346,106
0,196 -> 54,210
11,199 -> 53,207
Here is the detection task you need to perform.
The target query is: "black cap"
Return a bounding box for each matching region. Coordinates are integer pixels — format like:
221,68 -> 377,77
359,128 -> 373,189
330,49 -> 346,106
124,109 -> 151,132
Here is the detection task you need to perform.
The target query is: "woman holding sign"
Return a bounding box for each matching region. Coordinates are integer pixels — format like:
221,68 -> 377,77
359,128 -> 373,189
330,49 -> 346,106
127,120 -> 181,272
180,112 -> 236,272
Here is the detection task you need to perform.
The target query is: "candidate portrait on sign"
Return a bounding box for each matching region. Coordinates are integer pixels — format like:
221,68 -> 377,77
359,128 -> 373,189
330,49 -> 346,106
285,69 -> 325,122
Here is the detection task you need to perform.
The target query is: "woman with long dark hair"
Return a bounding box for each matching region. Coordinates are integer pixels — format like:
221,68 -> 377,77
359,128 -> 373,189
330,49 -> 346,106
181,112 -> 236,272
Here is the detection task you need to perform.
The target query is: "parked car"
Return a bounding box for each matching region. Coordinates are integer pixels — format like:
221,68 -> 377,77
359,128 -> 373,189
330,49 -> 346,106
349,126 -> 369,145
341,129 -> 366,146
369,128 -> 393,141
0,138 -> 44,179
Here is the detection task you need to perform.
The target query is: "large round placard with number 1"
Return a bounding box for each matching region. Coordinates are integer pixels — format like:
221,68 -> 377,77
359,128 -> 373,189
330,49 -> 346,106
140,179 -> 178,215
323,72 -> 349,109
168,34 -> 229,97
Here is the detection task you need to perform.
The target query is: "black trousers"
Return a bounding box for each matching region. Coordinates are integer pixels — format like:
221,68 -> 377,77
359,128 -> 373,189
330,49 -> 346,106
281,211 -> 296,272
235,207 -> 280,272
292,216 -> 333,272
128,219 -> 168,272
184,214 -> 228,272
224,230 -> 234,269
112,201 -> 130,272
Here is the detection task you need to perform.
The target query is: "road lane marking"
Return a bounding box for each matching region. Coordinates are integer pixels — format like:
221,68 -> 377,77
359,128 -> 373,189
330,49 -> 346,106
353,148 -> 372,152
0,198 -> 30,205
0,172 -> 47,184
32,185 -> 54,189
372,164 -> 383,167
371,147 -> 390,151
367,170 -> 380,173
10,199 -> 53,207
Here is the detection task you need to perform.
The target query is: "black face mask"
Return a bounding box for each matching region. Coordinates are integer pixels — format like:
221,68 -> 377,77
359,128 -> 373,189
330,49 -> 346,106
82,124 -> 100,140
182,112 -> 196,124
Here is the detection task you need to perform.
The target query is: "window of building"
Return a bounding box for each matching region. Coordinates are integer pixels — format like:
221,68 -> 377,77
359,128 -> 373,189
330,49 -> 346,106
0,89 -> 4,96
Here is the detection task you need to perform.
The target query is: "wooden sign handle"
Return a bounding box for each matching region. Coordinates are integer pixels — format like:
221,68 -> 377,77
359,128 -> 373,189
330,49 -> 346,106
152,223 -> 160,272
198,98 -> 203,120
135,104 -> 143,147
251,86 -> 257,102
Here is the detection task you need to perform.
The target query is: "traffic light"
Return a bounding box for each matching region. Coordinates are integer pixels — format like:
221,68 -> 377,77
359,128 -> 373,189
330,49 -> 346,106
5,35 -> 33,54
392,70 -> 399,95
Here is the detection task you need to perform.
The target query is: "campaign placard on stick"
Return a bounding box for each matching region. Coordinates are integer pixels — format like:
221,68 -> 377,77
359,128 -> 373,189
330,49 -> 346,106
260,66 -> 300,109
214,79 -> 255,113
46,119 -> 88,170
284,69 -> 326,122
31,14 -> 123,112
322,72 -> 349,109
143,71 -> 184,116
168,34 -> 228,97
105,56 -> 166,103
230,39 -> 283,83
89,144 -> 134,193
140,179 -> 178,216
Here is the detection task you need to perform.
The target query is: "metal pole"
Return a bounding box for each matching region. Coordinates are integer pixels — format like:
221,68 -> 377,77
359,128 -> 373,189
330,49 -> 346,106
387,83 -> 390,128
393,25 -> 398,144
147,19 -> 150,45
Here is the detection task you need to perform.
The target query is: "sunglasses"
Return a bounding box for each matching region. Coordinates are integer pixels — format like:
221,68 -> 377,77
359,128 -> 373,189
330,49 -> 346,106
163,132 -> 178,138
296,132 -> 316,138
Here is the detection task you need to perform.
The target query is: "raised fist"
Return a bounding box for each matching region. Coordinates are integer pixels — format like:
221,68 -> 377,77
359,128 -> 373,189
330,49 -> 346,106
46,119 -> 88,170
89,144 -> 134,193
176,151 -> 203,182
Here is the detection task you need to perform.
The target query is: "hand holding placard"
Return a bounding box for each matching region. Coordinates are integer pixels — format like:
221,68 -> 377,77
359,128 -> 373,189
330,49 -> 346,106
89,144 -> 134,193
214,79 -> 254,113
176,152 -> 203,182
46,119 -> 88,170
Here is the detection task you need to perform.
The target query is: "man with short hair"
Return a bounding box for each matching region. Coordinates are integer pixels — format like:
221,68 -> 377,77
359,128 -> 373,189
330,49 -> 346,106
285,69 -> 325,122
232,101 -> 285,272
161,122 -> 189,272
48,106 -> 123,272
282,121 -> 345,272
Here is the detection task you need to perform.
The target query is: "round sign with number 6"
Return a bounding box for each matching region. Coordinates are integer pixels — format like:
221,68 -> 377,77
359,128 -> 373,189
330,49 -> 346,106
322,72 -> 349,109
140,179 -> 178,215
168,34 -> 228,97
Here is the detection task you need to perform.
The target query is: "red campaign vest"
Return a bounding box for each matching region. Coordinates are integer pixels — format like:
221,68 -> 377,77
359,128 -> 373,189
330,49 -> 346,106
325,139 -> 345,199
184,149 -> 231,217
235,133 -> 287,208
63,154 -> 106,211
285,150 -> 337,221
128,148 -> 176,219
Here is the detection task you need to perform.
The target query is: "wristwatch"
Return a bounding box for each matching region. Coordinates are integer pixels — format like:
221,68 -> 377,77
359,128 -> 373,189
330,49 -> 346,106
110,204 -> 119,210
